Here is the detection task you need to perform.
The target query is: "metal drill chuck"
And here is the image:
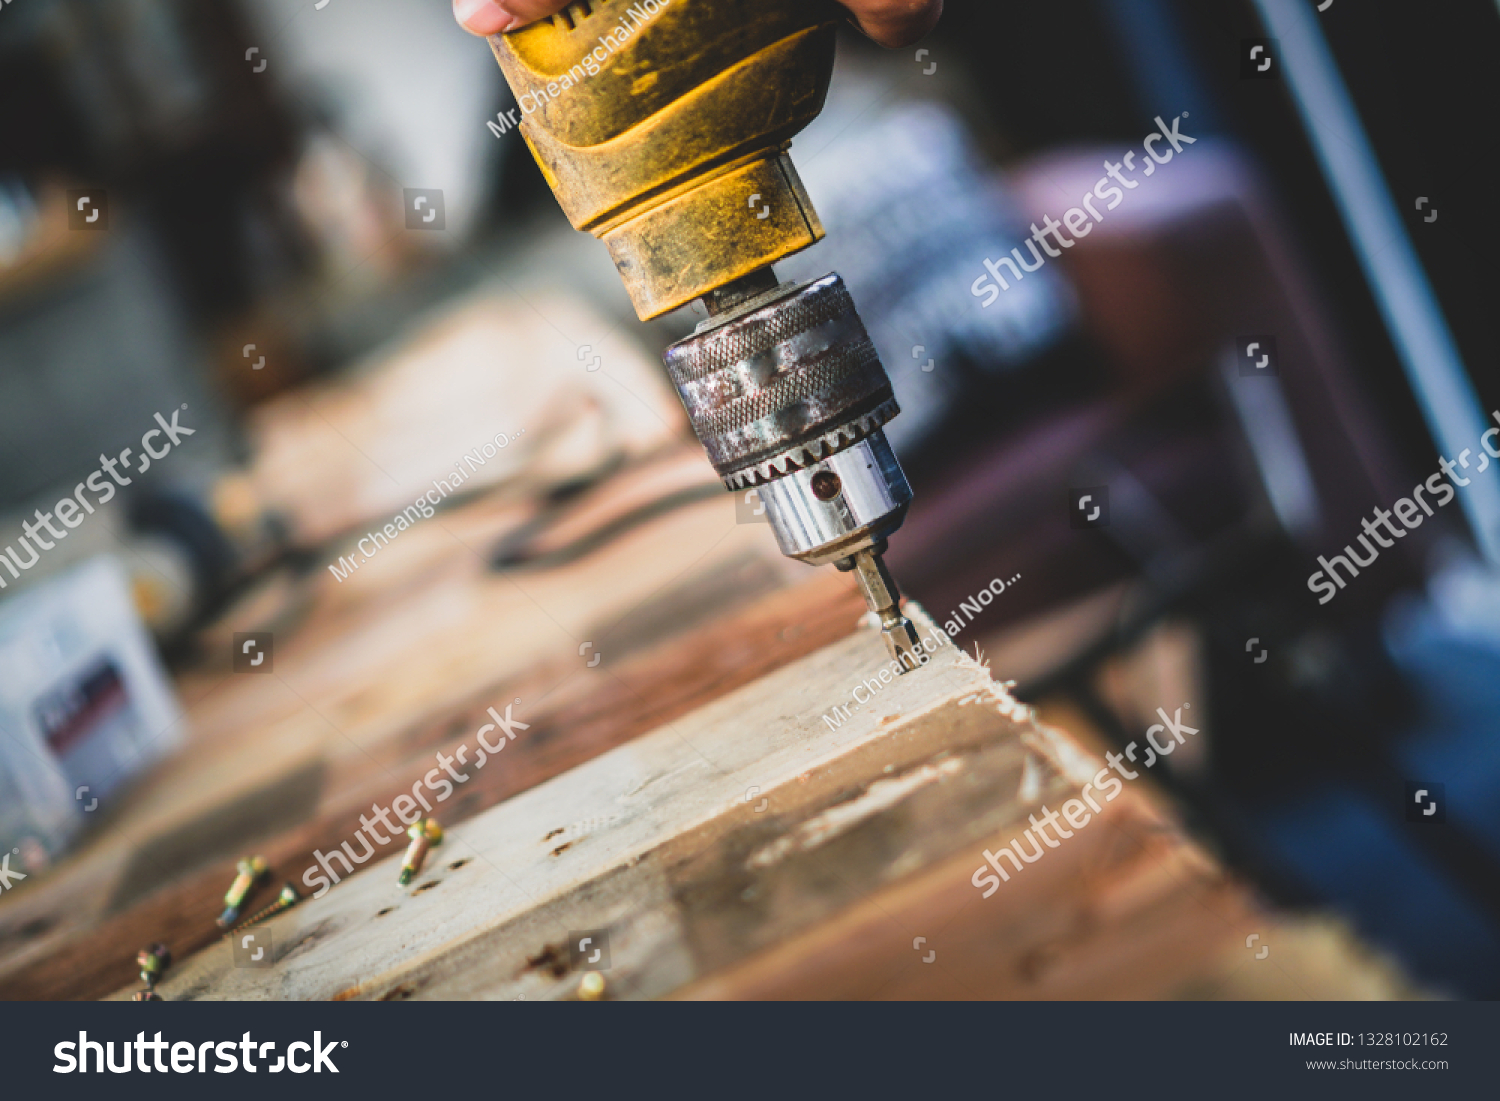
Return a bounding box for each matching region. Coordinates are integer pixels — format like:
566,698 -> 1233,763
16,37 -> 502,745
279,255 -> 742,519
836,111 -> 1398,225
665,275 -> 896,486
665,273 -> 925,668
664,273 -> 909,565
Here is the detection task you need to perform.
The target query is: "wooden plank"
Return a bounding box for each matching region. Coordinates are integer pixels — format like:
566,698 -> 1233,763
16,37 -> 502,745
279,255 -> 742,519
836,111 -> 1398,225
106,606 -> 986,998
674,767 -> 1252,1000
234,291 -> 685,545
106,606 -> 1194,1001
0,445 -> 862,998
1,568 -> 865,1000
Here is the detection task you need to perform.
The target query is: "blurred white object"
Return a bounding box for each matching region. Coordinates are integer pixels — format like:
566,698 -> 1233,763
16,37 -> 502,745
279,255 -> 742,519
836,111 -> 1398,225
783,95 -> 1077,452
251,0 -> 505,244
0,175 -> 41,267
0,557 -> 184,873
238,289 -> 685,545
1406,548 -> 1500,652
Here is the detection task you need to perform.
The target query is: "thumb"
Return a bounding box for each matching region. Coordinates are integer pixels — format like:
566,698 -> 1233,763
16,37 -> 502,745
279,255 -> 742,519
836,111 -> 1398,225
453,0 -> 571,37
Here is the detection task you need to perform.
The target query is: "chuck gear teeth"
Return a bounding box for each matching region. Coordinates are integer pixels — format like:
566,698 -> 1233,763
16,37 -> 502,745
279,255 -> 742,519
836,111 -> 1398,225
665,273 -> 901,485
722,399 -> 899,490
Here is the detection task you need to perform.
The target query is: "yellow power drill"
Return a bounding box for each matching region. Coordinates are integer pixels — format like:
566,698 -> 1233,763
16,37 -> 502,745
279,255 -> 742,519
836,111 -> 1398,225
487,0 -> 924,668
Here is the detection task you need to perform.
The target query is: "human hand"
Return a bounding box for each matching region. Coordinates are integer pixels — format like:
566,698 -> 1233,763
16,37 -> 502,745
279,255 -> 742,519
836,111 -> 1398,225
453,0 -> 942,48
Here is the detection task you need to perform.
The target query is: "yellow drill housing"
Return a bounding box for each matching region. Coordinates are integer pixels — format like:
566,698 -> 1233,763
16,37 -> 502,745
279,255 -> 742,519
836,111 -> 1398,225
489,0 -> 841,319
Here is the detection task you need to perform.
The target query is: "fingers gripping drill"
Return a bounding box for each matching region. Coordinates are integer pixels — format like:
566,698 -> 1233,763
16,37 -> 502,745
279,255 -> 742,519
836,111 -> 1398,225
485,0 -> 924,668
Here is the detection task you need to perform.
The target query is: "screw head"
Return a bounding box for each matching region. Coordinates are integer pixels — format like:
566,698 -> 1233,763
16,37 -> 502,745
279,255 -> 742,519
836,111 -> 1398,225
136,943 -> 170,969
578,971 -> 606,1000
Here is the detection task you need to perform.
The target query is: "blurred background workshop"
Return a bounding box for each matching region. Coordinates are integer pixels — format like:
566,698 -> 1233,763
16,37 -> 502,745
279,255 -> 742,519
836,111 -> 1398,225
1,0 -> 1497,1002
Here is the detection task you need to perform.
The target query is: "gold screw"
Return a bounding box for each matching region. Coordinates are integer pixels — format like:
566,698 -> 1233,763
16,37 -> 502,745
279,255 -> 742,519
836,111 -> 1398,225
578,971 -> 606,1001
398,818 -> 443,886
234,883 -> 301,930
135,942 -> 170,1000
137,942 -> 170,985
217,855 -> 268,928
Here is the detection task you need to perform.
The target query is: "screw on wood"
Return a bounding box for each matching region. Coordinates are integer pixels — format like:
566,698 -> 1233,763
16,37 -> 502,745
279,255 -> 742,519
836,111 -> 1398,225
578,971 -> 606,1001
135,942 -> 170,1000
217,855 -> 269,928
233,883 -> 301,930
398,818 -> 443,886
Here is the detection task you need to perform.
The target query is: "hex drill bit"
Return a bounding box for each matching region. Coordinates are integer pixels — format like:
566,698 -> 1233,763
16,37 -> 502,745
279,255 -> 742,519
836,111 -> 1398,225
847,547 -> 924,671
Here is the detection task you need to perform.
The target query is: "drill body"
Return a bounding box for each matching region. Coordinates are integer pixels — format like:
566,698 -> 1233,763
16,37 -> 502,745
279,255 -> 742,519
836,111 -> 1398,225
489,0 -> 923,666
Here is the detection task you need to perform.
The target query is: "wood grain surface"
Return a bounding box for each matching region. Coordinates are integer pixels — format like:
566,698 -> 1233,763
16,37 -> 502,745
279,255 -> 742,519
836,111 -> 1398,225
107,607 -> 989,999
98,606 -> 1274,1003
0,445 -> 857,1000
235,290 -> 686,546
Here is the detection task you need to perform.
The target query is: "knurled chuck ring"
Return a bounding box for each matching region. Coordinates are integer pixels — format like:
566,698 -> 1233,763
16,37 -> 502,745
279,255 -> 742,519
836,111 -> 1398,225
662,274 -> 900,490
